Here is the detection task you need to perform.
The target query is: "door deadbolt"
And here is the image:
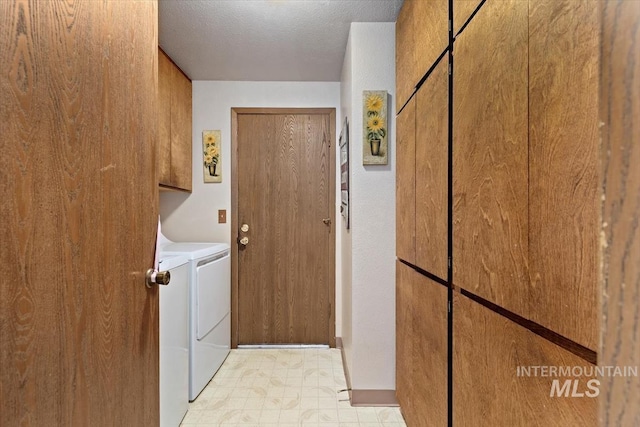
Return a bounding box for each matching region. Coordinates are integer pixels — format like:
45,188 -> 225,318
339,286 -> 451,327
240,224 -> 249,233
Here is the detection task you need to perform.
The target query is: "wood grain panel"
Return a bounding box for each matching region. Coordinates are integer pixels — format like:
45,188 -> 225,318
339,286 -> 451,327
454,292 -> 597,426
453,0 -> 529,316
414,0 -> 448,82
396,0 -> 415,111
236,110 -> 335,345
170,63 -> 192,191
411,269 -> 448,426
0,1 -> 159,425
415,58 -> 448,279
396,99 -> 416,264
453,0 -> 483,35
396,261 -> 414,417
158,48 -> 172,186
529,0 -> 599,351
599,0 -> 640,424
396,262 -> 447,426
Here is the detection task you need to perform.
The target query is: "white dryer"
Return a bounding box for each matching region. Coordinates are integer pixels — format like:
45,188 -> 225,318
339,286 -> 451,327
158,255 -> 189,427
161,241 -> 231,401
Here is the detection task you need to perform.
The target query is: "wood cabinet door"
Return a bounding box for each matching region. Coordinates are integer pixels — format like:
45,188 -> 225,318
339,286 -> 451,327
158,49 -> 173,186
415,58 -> 448,279
170,65 -> 192,191
396,262 -> 448,426
528,0 -> 599,351
414,0 -> 448,78
453,0 -> 483,36
396,0 -> 416,111
454,293 -> 597,426
396,99 -> 416,264
396,261 -> 415,415
453,0 -> 529,316
396,0 -> 448,112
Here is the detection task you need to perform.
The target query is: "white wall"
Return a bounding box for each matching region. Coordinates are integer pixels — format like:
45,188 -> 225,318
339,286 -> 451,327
340,22 -> 396,391
159,81 -> 343,336
340,30 -> 354,376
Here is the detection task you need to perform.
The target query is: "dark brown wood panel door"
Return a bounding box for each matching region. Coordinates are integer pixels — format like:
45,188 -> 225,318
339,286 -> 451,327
0,1 -> 159,425
234,109 -> 335,346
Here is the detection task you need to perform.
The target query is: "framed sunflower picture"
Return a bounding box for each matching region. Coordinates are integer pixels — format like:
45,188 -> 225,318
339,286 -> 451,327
203,130 -> 222,183
362,90 -> 388,165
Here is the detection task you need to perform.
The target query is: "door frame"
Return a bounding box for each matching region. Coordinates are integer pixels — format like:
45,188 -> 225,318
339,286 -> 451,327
230,108 -> 336,348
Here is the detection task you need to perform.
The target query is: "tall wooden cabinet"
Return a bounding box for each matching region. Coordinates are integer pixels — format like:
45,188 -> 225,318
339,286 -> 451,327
158,48 -> 192,192
396,0 -> 601,424
527,0 -> 599,350
453,0 -> 530,326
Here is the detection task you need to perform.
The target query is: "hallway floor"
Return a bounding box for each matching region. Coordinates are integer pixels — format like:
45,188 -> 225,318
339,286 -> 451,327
180,348 -> 406,426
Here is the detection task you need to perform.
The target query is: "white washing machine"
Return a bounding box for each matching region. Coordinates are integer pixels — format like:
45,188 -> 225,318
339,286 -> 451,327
160,240 -> 231,401
158,255 -> 189,427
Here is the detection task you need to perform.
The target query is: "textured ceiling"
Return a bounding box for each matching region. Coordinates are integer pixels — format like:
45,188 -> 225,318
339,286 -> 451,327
159,0 -> 403,81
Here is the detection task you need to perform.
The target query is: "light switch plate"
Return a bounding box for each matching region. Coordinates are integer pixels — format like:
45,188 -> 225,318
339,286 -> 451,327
218,209 -> 227,224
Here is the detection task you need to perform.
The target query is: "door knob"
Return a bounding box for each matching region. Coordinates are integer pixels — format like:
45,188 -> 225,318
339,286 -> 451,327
146,269 -> 171,288
240,224 -> 249,233
322,218 -> 331,225
239,236 -> 249,246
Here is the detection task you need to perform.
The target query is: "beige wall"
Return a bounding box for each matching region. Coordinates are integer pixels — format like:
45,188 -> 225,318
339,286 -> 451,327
340,22 -> 397,391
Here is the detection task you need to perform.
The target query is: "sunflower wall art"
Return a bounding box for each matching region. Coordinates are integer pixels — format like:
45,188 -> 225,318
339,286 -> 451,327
203,130 -> 222,183
362,90 -> 388,165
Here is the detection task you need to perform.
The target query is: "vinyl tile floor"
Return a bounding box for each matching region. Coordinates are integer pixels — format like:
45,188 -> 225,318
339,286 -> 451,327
180,348 -> 407,426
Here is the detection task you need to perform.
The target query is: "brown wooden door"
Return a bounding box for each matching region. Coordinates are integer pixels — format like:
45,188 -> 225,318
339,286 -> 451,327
233,109 -> 335,346
1,1 -> 159,426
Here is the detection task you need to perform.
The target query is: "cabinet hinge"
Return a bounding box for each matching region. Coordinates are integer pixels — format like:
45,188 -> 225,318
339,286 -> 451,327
448,256 -> 452,269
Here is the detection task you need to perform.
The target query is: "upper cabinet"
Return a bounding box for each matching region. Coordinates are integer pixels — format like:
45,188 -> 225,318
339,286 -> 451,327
453,0 -> 482,36
158,48 -> 192,192
395,0 -> 448,111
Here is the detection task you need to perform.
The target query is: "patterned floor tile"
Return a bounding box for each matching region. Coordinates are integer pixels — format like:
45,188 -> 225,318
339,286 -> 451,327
180,349 -> 406,427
